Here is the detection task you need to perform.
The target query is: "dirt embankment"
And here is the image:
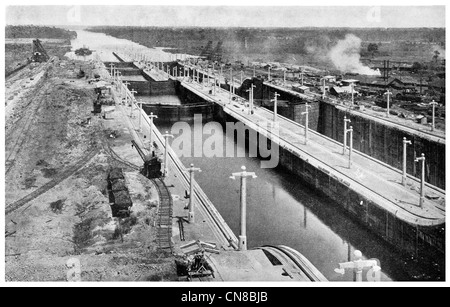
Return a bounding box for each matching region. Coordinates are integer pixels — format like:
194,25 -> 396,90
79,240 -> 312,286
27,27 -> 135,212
5,58 -> 177,282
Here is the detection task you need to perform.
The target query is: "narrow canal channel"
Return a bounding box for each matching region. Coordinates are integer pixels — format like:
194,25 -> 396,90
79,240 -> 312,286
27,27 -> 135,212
69,29 -> 443,282
154,111 -> 441,282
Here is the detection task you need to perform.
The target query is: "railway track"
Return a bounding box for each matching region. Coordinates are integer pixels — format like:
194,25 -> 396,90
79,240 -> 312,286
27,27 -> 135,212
152,178 -> 174,252
6,148 -> 99,216
5,82 -> 51,175
147,116 -> 238,249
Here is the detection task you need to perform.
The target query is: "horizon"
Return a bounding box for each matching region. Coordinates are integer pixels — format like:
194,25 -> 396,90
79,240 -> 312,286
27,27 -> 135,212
6,24 -> 446,30
5,5 -> 446,28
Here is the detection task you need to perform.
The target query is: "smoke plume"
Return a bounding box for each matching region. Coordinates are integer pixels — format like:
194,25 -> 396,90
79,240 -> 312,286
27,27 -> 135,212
329,34 -> 381,76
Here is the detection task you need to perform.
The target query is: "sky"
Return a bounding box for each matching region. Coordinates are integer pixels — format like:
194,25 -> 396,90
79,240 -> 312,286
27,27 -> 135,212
4,4 -> 446,28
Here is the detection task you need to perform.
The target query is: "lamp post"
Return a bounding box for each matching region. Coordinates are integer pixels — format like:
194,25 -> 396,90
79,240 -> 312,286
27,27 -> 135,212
335,250 -> 381,282
402,137 -> 412,187
322,78 -> 326,99
229,67 -> 233,95
137,100 -> 143,132
272,92 -> 280,123
343,116 -> 351,155
430,100 -> 438,131
162,131 -> 174,177
122,81 -> 130,104
351,83 -> 355,106
187,163 -> 202,223
129,89 -> 137,113
348,126 -> 354,169
302,103 -> 312,145
147,112 -> 158,152
415,153 -> 426,208
385,89 -> 392,117
230,166 -> 257,251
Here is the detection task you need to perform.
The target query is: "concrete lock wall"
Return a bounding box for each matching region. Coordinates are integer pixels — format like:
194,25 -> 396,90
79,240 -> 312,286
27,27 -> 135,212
142,103 -> 215,124
259,83 -> 445,190
213,104 -> 444,260
316,102 -> 445,189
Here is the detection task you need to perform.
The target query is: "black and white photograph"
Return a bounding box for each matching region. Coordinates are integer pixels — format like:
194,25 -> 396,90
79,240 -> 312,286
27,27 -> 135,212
1,1 -> 447,287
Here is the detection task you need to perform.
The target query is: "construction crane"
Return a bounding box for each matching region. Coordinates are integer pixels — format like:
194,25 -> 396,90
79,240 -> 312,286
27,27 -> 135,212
31,39 -> 49,63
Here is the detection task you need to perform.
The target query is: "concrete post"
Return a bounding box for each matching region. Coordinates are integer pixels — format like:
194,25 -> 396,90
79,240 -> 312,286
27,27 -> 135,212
229,67 -> 233,102
351,83 -> 355,106
430,100 -> 438,131
301,71 -> 304,86
343,116 -> 351,155
273,92 -> 280,123
148,112 -> 158,152
402,137 -> 412,186
129,89 -> 137,115
122,81 -> 130,103
415,153 -> 426,208
302,103 -> 312,145
322,78 -> 326,99
348,126 -> 353,169
250,84 -> 256,114
162,131 -> 174,177
187,163 -> 201,223
230,166 -> 257,251
137,100 -> 142,132
240,70 -> 243,85
109,63 -> 115,76
385,89 -> 392,117
268,67 -> 271,81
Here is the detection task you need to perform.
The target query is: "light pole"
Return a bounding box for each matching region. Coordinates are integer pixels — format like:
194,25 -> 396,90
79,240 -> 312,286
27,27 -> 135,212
230,166 -> 257,251
322,78 -> 326,99
122,81 -> 130,104
335,250 -> 381,282
229,67 -> 233,96
415,153 -> 426,208
302,103 -> 312,145
187,163 -> 201,223
137,100 -> 143,132
272,92 -> 280,123
348,126 -> 354,169
162,131 -> 174,177
402,137 -> 412,187
147,112 -> 158,152
430,100 -> 438,131
109,63 -> 115,76
129,89 -> 137,115
343,116 -> 351,155
385,89 -> 392,117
